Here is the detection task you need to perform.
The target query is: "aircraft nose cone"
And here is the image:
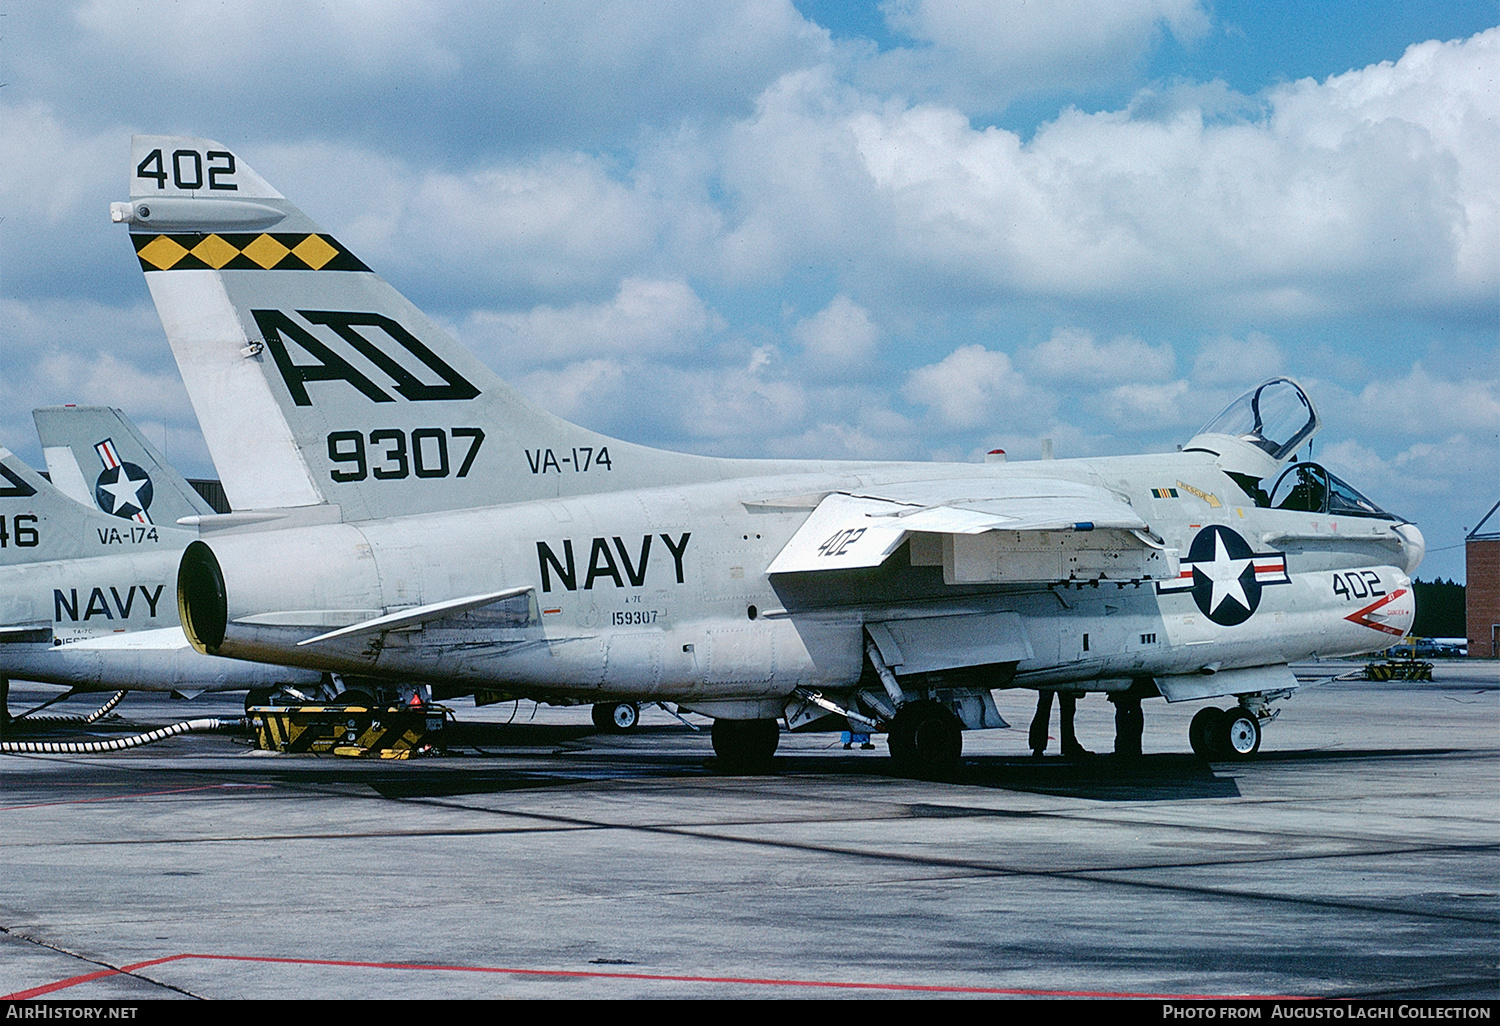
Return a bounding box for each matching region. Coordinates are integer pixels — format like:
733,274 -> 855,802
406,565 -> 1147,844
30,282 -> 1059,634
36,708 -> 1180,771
1395,522 -> 1425,574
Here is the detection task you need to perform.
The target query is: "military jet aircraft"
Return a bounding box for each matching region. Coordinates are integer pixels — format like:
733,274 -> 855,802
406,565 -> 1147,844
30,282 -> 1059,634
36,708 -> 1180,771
116,135 -> 1423,772
0,408 -> 322,723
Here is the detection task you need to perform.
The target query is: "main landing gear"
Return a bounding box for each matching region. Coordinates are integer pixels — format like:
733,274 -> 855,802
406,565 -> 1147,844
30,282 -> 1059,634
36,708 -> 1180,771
710,717 -> 780,772
1189,705 -> 1263,760
887,700 -> 963,777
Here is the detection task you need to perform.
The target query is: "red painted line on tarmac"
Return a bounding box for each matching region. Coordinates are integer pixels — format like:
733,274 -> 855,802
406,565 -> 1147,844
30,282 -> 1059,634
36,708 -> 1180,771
0,783 -> 269,813
2,952 -> 1313,1000
5,968 -> 125,998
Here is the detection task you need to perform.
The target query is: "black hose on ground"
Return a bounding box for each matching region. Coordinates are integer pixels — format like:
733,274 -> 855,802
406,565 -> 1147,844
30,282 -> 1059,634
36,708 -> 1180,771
0,717 -> 243,755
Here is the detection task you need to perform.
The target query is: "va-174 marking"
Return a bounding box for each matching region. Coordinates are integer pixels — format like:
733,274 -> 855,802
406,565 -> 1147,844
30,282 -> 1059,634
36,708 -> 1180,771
525,447 -> 612,475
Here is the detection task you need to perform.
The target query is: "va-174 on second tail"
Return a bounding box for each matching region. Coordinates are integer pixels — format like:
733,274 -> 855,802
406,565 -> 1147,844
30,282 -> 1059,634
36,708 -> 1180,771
115,136 -> 1423,773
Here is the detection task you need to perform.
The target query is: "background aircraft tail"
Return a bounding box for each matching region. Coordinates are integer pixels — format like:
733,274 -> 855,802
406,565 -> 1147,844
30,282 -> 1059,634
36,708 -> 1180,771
118,135 -> 723,522
0,448 -> 188,568
34,405 -> 218,526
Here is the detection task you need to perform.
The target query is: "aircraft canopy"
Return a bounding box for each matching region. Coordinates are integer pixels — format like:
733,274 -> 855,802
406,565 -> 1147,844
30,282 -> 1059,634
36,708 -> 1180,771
1183,378 -> 1320,479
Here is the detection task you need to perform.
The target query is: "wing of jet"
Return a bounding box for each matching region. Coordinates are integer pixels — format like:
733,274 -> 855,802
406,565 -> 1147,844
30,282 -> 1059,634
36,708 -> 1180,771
0,443 -> 321,704
120,136 -> 1424,773
764,478 -> 1166,578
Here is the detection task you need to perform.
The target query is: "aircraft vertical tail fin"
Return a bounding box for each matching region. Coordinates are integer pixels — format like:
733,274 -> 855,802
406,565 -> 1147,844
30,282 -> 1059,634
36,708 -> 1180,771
34,405 -> 217,525
0,448 -> 186,568
117,135 -> 720,522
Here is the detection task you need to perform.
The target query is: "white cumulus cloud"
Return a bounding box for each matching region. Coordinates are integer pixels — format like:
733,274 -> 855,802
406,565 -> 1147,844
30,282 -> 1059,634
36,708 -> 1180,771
1023,328 -> 1175,384
792,295 -> 880,377
903,345 -> 1047,430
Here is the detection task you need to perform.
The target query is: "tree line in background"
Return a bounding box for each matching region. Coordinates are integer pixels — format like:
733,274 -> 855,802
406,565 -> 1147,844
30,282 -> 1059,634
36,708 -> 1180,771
1411,579 -> 1465,638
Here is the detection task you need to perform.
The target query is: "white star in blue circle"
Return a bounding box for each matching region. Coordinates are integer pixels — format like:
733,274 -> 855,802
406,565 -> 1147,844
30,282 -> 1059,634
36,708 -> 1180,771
96,463 -> 154,520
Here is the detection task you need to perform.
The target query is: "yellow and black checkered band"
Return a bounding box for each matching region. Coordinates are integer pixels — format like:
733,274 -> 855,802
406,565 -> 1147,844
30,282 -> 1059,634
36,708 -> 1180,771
132,232 -> 371,273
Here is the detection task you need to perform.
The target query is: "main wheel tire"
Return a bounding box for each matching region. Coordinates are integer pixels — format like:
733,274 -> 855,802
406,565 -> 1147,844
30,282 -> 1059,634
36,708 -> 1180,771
888,700 -> 963,777
711,717 -> 780,771
1217,709 -> 1262,759
1189,706 -> 1226,758
592,702 -> 640,733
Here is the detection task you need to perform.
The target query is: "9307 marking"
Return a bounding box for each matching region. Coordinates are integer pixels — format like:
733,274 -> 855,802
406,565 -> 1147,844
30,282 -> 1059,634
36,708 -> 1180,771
326,428 -> 484,482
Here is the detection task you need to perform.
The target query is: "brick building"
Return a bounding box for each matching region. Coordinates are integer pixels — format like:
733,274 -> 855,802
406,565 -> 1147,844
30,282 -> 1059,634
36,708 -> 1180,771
1467,500 -> 1500,659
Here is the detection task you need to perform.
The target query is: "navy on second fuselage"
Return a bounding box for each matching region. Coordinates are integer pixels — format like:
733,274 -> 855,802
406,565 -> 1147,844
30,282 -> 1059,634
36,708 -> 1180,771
54,583 -> 167,623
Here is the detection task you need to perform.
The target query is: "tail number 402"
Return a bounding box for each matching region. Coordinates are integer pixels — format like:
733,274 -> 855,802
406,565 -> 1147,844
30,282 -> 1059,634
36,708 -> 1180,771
326,428 -> 484,482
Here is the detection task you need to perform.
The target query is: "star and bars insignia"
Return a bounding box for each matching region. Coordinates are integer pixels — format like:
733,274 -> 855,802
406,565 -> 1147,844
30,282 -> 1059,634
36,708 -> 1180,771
93,438 -> 153,524
1156,524 -> 1291,627
132,232 -> 370,272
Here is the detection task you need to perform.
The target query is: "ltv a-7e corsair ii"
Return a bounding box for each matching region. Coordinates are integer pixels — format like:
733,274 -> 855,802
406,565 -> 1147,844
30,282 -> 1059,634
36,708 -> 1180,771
115,136 -> 1423,773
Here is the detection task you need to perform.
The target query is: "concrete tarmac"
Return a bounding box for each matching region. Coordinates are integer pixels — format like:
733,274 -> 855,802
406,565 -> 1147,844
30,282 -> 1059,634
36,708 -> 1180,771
1,661 -> 1495,1000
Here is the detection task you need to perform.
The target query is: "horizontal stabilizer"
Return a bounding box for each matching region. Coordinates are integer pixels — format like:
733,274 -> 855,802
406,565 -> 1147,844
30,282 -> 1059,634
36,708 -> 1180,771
0,625 -> 53,644
297,586 -> 535,646
51,626 -> 192,651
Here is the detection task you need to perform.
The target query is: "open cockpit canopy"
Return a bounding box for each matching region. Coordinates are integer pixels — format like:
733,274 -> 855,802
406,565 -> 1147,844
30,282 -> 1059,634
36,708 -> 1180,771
1183,378 -> 1320,480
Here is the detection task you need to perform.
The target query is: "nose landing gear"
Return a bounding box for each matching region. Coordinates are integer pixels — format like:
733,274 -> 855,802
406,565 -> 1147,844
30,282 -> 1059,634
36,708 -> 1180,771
591,701 -> 641,733
1189,705 -> 1263,760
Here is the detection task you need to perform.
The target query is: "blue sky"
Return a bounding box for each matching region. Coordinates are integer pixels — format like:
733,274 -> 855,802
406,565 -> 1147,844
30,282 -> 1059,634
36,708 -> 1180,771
1,1 -> 1495,580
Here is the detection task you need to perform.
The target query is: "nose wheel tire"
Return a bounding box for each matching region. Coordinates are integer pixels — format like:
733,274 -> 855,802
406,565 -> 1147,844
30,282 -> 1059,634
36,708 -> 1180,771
1189,706 -> 1226,758
592,701 -> 640,733
1218,710 -> 1262,759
